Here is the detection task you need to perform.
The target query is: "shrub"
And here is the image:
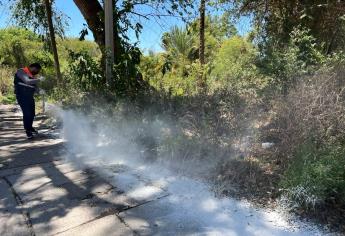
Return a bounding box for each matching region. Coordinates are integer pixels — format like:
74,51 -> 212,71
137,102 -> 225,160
260,27 -> 325,93
0,66 -> 15,104
66,50 -> 105,93
282,142 -> 345,210
257,62 -> 345,230
271,65 -> 345,162
0,28 -> 53,68
209,36 -> 272,101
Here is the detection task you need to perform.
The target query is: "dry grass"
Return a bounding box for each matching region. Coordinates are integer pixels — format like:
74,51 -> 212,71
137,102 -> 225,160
270,65 -> 345,161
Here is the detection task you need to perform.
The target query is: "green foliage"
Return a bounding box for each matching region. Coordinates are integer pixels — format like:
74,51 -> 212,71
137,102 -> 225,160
282,142 -> 345,210
0,28 -> 103,99
62,45 -> 143,100
230,0 -> 345,53
162,26 -> 197,64
0,93 -> 16,104
0,28 -> 53,68
289,27 -> 324,66
210,36 -> 271,95
188,14 -> 238,61
66,51 -> 105,93
0,66 -> 15,104
111,44 -> 144,97
11,0 -> 67,37
57,38 -> 101,71
159,62 -> 201,96
140,15 -> 242,97
0,66 -> 13,93
140,52 -> 205,96
140,53 -> 165,82
259,63 -> 345,229
116,0 -> 195,41
260,27 -> 325,93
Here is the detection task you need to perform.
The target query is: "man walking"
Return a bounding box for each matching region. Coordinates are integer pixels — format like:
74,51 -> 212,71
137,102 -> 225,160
14,63 -> 44,139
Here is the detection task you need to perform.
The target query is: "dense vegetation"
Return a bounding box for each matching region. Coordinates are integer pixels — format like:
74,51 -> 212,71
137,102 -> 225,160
1,0 -> 345,232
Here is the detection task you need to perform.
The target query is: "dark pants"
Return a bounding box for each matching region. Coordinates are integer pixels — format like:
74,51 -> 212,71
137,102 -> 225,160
15,86 -> 35,133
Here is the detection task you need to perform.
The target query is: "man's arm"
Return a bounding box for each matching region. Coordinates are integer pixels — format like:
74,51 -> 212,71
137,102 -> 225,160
16,69 -> 41,85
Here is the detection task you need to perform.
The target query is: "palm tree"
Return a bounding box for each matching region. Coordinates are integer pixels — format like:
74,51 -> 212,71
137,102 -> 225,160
161,26 -> 197,69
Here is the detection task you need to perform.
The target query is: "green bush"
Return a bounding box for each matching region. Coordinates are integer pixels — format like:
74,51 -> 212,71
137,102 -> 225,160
282,142 -> 345,210
0,28 -> 54,68
66,50 -> 105,93
0,66 -> 15,104
0,93 -> 16,104
266,63 -> 345,214
210,36 -> 271,97
260,27 -> 325,93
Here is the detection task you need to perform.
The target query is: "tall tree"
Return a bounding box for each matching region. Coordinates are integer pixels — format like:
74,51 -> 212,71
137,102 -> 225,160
72,0 -> 195,48
9,0 -> 66,36
7,0 -> 195,93
162,26 -> 196,61
72,0 -> 105,48
229,0 -> 345,53
44,0 -> 62,85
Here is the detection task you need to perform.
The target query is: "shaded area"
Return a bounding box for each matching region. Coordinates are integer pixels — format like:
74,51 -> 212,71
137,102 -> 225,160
0,105 -> 133,235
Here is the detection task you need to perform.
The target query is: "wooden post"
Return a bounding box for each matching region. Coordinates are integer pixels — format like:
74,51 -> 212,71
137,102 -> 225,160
104,0 -> 114,86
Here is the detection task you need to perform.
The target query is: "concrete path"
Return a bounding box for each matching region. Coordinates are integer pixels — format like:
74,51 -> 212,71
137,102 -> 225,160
0,105 -> 327,236
0,105 -> 137,236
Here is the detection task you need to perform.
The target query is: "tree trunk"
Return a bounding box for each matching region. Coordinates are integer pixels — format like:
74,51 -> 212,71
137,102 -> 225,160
198,0 -> 206,92
72,0 -> 105,48
73,0 -> 123,74
199,0 -> 206,66
44,0 -> 62,86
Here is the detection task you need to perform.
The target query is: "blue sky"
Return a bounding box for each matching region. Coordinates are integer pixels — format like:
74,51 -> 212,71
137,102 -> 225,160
0,1 -> 252,52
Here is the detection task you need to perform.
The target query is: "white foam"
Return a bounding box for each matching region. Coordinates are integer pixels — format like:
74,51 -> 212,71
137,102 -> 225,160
56,108 -> 327,236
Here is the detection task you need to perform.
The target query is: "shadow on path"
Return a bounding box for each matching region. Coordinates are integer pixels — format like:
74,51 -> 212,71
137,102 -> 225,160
0,105 -> 134,235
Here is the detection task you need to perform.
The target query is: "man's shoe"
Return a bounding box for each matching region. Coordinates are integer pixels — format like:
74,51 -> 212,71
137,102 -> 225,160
31,128 -> 39,136
26,131 -> 34,140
